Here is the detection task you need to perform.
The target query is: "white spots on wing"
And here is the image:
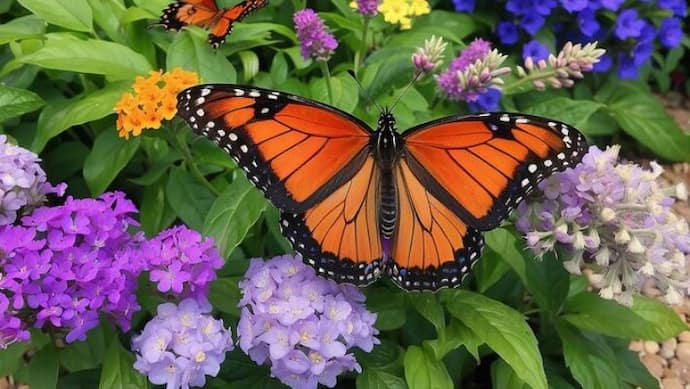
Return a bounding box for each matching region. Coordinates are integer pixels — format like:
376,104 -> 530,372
499,114 -> 510,122
240,144 -> 248,153
206,121 -> 215,129
515,118 -> 528,124
195,97 -> 205,105
260,107 -> 269,114
267,94 -> 278,100
528,164 -> 537,173
217,129 -> 225,137
521,178 -> 530,187
249,90 -> 261,97
234,89 -> 245,96
189,116 -> 196,123
548,121 -> 557,128
200,88 -> 212,97
477,113 -> 490,117
228,133 -> 238,141
196,108 -> 205,117
557,152 -> 565,160
544,159 -> 553,167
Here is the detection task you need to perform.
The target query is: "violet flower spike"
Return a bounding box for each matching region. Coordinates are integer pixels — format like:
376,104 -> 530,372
293,9 -> 338,61
412,35 -> 447,75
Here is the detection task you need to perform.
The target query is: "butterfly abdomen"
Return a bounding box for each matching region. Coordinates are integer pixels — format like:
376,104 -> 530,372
379,171 -> 397,240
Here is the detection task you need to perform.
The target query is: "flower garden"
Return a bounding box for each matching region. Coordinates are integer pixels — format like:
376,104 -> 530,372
1,0 -> 689,388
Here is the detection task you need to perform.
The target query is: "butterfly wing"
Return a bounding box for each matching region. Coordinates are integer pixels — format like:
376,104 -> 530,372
389,158 -> 483,291
207,0 -> 270,47
159,0 -> 220,31
402,112 -> 587,231
176,84 -> 372,212
280,156 -> 384,285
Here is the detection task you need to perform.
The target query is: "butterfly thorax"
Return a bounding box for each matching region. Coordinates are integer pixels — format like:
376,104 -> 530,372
373,113 -> 403,242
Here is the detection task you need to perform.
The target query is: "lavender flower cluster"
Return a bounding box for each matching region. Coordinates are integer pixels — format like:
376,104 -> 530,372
0,135 -> 65,225
517,145 -> 690,305
452,0 -> 686,80
237,255 -> 379,389
132,298 -> 233,389
294,8 -> 338,61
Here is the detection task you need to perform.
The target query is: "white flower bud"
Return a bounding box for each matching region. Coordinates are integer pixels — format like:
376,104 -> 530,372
595,247 -> 610,266
599,286 -> 614,300
639,261 -> 654,275
627,237 -> 645,254
563,259 -> 581,275
615,228 -> 631,244
573,231 -> 585,250
600,207 -> 615,222
675,183 -> 688,201
665,287 -> 682,305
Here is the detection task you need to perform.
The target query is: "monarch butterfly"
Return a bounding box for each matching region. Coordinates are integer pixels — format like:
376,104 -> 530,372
159,0 -> 268,48
176,84 -> 587,291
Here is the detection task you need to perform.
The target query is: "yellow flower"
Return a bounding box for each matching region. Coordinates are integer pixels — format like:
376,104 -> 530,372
378,0 -> 429,30
114,68 -> 199,139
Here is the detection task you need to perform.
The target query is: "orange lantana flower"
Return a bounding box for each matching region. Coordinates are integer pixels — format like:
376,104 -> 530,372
114,68 -> 200,138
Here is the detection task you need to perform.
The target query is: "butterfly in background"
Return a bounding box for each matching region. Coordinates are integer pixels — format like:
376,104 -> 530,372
158,0 -> 268,48
176,85 -> 587,291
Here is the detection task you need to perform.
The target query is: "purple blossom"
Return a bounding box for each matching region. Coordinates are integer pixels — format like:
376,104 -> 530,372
560,0 -> 588,13
293,9 -> 338,61
0,135 -> 65,225
614,9 -> 646,39
452,0 -> 475,12
497,21 -> 519,44
351,0 -> 379,16
517,146 -> 690,306
237,255 -> 379,389
658,18 -> 683,48
132,299 -> 233,389
141,225 -> 223,300
577,9 -> 600,37
520,13 -> 545,35
522,40 -> 550,61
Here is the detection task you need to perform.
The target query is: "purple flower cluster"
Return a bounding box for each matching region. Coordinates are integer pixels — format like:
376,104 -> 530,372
350,0 -> 379,16
453,1 -> 686,80
237,255 -> 379,389
293,9 -> 338,61
517,146 -> 690,305
132,299 -> 233,389
141,226 -> 223,300
0,192 -> 145,346
0,135 -> 65,225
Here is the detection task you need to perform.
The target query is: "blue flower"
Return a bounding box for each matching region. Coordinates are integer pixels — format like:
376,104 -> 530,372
497,21 -> 519,44
452,0 -> 475,12
522,40 -> 550,61
592,53 -> 613,73
533,0 -> 558,15
560,0 -> 588,13
658,18 -> 683,48
506,0 -> 532,15
632,41 -> 653,66
520,13 -> 545,35
659,0 -> 687,17
615,9 -> 645,39
468,89 -> 502,112
617,53 -> 639,80
638,23 -> 656,43
577,9 -> 600,37
600,0 -> 624,10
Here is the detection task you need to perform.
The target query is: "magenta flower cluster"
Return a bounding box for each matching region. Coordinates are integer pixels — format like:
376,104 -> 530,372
132,299 -> 233,389
436,38 -> 492,100
237,255 -> 379,389
351,0 -> 379,16
0,135 -> 65,225
293,8 -> 338,61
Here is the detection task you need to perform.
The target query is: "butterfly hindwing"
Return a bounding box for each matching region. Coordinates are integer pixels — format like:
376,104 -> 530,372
403,112 -> 587,231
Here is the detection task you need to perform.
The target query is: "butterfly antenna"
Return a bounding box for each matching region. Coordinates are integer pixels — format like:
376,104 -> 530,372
389,71 -> 423,113
347,70 -> 383,113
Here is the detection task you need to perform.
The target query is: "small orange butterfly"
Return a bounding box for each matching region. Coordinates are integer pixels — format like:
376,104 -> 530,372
159,0 -> 268,48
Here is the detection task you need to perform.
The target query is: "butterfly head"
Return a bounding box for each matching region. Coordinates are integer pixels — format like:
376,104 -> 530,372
374,111 -> 402,166
377,110 -> 397,132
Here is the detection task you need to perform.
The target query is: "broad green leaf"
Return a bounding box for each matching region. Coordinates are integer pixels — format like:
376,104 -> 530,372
129,152 -> 181,186
59,324 -> 107,372
357,369 -> 408,389
99,339 -> 148,389
17,0 -> 93,32
442,290 -> 547,389
608,338 -> 659,389
0,15 -> 45,45
83,129 -> 140,195
32,81 -> 129,152
403,346 -> 453,389
19,37 -> 151,81
364,52 -> 414,99
209,277 -> 242,316
238,50 -> 260,81
309,72 -> 360,112
491,359 -> 529,389
365,287 -> 407,330
556,321 -> 621,389
140,178 -> 176,236
87,0 -> 127,42
523,97 -> 603,133
473,245 -> 511,292
270,51 -> 289,85
356,340 -> 402,372
19,344 -> 59,389
424,319 -> 482,361
202,176 -> 268,258
563,293 -> 688,341
596,81 -> 690,161
167,30 -> 237,83
408,292 -> 445,333
0,342 -> 31,376
413,11 -> 477,41
0,84 -> 44,122
166,167 -> 215,231
43,141 -> 90,182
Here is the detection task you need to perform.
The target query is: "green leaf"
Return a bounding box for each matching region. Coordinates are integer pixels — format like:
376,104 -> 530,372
403,346 -> 453,389
408,292 -> 445,333
491,359 -> 529,389
357,369 -> 408,389
424,319 -> 482,361
20,344 -> 59,389
308,72 -> 359,112
167,30 -> 237,83
356,340 -> 402,372
202,176 -> 267,258
0,341 -> 31,376
17,0 -> 93,32
270,51 -> 289,85
99,339 -> 148,389
87,0 -> 127,42
608,338 -> 659,389
0,84 -> 44,123
556,321 -> 621,389
59,324 -> 107,372
140,178 -> 176,236
365,287 -> 407,331
238,50 -> 260,81
32,81 -> 129,152
0,15 -> 45,45
596,81 -> 690,161
209,277 -> 242,316
19,36 -> 152,80
472,244 -> 510,293
364,52 -> 414,99
562,293 -> 688,341
83,129 -> 140,195
442,289 -> 547,389
166,167 -> 215,231
523,97 -> 603,133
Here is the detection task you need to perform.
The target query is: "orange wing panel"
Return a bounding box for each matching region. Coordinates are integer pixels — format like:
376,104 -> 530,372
405,121 -> 493,148
275,104 -> 371,138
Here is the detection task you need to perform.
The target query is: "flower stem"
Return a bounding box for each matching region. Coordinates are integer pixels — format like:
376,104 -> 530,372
354,17 -> 370,77
502,70 -> 556,95
320,60 -> 334,105
174,127 -> 220,196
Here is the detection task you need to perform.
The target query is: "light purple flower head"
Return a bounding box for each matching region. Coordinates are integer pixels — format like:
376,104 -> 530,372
517,145 -> 690,306
132,298 -> 233,389
293,9 -> 338,61
141,225 -> 224,300
350,0 -> 379,16
0,191 -> 145,344
237,255 -> 379,389
0,135 -> 65,225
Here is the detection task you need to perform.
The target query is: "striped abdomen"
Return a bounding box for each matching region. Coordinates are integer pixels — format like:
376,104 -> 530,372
379,172 -> 397,240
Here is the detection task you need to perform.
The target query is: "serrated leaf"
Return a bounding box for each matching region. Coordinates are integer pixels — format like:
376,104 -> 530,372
0,84 -> 44,123
17,0 -> 93,32
403,346 -> 453,389
202,175 -> 267,258
83,129 -> 140,196
167,30 -> 237,83
357,369 -> 408,389
98,339 -> 148,389
166,167 -> 215,231
442,290 -> 547,389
